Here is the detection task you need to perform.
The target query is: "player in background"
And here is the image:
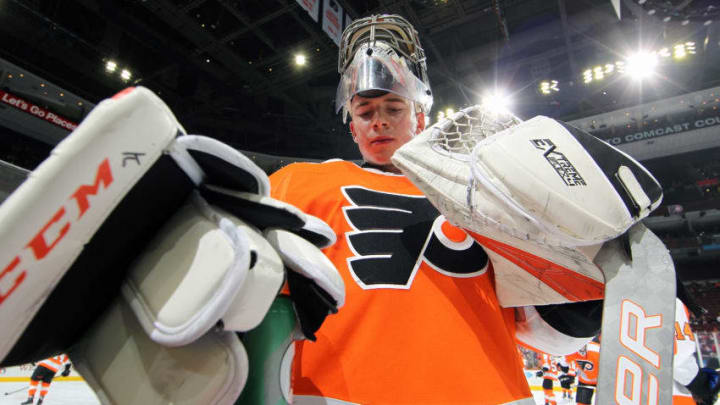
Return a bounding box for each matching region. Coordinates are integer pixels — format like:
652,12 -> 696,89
536,352 -> 559,405
268,13 -> 603,404
562,297 -> 718,405
567,338 -> 600,405
21,354 -> 71,405
557,356 -> 576,401
672,296 -> 719,405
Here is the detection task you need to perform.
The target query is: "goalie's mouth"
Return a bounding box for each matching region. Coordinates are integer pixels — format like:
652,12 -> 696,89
370,136 -> 394,145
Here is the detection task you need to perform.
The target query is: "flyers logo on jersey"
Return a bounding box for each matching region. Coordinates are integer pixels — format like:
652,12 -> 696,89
577,360 -> 594,371
341,186 -> 488,289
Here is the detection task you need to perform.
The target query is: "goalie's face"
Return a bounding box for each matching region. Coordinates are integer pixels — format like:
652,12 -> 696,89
349,92 -> 425,172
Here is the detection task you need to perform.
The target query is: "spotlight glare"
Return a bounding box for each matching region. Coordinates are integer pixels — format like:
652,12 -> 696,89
106,60 -> 117,73
120,69 -> 132,81
625,51 -> 658,81
482,90 -> 512,113
295,54 -> 307,66
445,107 -> 455,117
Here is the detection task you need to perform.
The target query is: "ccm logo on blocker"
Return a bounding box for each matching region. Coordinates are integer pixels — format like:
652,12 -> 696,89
0,158 -> 114,305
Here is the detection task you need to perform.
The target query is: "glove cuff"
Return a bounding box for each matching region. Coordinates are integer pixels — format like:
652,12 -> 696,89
686,368 -> 720,403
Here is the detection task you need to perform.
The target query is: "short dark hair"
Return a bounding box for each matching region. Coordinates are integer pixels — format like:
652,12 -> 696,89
355,89 -> 389,99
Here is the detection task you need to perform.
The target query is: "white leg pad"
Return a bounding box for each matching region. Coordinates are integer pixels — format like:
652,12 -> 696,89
70,297 -> 247,405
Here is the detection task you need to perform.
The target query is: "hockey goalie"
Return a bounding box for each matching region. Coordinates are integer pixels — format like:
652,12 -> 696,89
2,12 -> 715,405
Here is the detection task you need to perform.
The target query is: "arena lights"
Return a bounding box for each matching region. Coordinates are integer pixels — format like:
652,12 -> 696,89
582,62 -> 625,84
539,80 -> 559,95
657,43 -> 697,60
294,54 -> 307,66
581,41 -> 696,85
445,107 -> 455,117
626,51 -> 658,81
120,69 -> 132,81
105,61 -> 117,73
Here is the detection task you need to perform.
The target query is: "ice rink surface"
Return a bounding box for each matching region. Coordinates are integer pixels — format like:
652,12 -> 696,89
0,381 -> 564,405
1,381 -> 99,405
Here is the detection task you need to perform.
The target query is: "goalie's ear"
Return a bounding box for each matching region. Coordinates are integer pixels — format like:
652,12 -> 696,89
415,111 -> 426,134
349,120 -> 359,143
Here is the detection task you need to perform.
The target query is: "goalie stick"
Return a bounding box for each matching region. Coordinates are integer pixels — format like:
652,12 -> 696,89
391,105 -> 676,404
594,222 -> 675,405
3,385 -> 28,396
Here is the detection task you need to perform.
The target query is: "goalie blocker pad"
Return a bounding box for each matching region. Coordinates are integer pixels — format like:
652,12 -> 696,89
0,87 -> 190,365
0,87 -> 280,366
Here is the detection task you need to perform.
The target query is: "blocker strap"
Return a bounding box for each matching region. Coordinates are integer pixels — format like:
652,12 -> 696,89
174,135 -> 271,197
201,185 -> 337,249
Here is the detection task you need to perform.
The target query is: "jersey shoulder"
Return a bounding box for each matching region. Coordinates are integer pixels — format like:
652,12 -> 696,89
270,159 -> 358,180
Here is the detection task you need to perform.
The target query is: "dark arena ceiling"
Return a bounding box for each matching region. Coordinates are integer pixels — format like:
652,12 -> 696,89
1,0 -> 719,161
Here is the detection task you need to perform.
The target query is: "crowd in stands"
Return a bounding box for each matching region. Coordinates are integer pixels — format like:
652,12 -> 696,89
686,280 -> 720,333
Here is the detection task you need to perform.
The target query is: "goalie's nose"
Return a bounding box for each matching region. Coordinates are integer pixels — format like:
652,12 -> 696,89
370,113 -> 390,131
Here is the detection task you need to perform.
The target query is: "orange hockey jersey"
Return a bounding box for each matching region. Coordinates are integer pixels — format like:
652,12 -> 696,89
540,353 -> 559,381
567,341 -> 600,386
270,160 -> 534,404
673,299 -> 699,405
38,354 -> 69,373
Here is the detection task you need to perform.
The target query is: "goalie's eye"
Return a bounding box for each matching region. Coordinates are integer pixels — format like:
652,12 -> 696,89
358,111 -> 373,119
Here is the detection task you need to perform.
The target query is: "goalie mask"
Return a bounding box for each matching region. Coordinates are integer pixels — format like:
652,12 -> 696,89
336,14 -> 433,122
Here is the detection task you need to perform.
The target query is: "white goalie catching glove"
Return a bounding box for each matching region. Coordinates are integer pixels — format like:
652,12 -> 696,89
393,105 -> 678,404
392,105 -> 663,307
0,87 -> 344,405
